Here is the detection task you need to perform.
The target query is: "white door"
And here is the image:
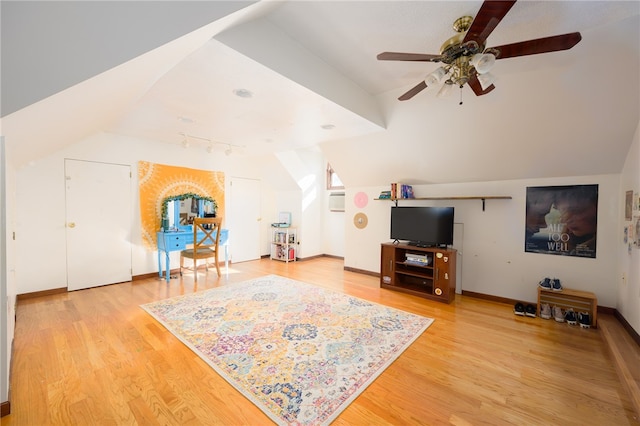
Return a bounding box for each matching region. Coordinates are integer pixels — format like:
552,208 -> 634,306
228,177 -> 261,263
65,159 -> 132,290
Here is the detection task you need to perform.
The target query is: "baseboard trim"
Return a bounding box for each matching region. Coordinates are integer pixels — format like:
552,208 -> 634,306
343,266 -> 378,277
614,310 -> 640,347
16,287 -> 67,300
132,272 -> 159,281
1,401 -> 10,417
600,314 -> 640,418
461,290 -> 522,306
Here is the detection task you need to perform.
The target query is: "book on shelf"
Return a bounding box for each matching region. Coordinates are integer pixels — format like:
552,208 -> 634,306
405,253 -> 431,266
390,183 -> 414,199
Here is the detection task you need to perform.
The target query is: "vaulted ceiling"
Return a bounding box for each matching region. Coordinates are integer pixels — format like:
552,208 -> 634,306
2,1 -> 639,187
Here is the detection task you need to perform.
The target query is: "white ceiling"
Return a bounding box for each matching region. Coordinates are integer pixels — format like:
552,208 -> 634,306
2,1 -> 639,186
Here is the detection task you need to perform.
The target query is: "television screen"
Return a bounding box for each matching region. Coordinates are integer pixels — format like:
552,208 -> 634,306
390,206 -> 454,247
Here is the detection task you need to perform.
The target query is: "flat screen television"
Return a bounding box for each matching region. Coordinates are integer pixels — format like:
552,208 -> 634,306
390,206 -> 454,247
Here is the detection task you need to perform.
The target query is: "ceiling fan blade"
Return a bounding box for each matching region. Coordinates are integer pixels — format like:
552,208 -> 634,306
398,81 -> 428,101
377,52 -> 441,62
463,0 -> 516,47
490,32 -> 582,59
468,72 -> 495,96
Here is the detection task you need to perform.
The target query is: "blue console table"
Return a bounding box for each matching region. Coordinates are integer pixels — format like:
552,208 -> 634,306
157,228 -> 229,282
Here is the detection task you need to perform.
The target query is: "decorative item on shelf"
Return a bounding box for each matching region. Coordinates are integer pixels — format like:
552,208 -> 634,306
271,211 -> 291,228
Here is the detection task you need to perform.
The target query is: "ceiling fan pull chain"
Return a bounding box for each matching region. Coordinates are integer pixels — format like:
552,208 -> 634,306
459,86 -> 463,105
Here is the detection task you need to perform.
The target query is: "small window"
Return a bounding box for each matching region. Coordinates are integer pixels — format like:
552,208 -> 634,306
327,163 -> 344,190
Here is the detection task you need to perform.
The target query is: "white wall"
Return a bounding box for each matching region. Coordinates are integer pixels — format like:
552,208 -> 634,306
344,174 -> 621,308
617,122 -> 640,336
323,192 -> 345,258
1,138 -> 9,406
13,132 -> 285,294
10,126 -> 639,337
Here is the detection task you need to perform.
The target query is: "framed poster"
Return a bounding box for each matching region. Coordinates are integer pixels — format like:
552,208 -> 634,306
525,184 -> 598,258
625,190 -> 633,220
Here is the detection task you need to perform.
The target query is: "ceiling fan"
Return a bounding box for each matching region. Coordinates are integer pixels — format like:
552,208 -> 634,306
377,0 -> 582,102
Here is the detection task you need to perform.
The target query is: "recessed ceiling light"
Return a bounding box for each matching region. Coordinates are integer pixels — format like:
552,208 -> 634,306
178,115 -> 194,124
233,89 -> 253,98
321,124 -> 336,130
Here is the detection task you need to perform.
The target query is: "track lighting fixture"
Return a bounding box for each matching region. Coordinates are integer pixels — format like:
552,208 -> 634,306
177,132 -> 244,155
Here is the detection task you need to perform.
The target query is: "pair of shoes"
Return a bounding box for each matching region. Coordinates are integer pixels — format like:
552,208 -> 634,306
514,303 -> 536,317
553,306 -> 564,322
540,303 -> 552,319
538,277 -> 552,290
525,304 -> 536,318
565,309 -> 577,325
539,277 -> 563,291
578,312 -> 591,328
514,302 -> 525,316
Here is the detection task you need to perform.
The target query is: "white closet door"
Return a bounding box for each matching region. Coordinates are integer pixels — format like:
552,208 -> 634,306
65,159 -> 132,291
228,177 -> 261,263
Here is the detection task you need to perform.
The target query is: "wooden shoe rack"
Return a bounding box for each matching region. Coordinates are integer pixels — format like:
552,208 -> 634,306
537,287 -> 598,328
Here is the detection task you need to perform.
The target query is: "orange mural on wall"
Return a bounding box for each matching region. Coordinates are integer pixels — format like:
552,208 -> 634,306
138,161 -> 225,250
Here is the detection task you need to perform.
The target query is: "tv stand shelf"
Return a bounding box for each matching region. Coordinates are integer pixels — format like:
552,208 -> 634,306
380,243 -> 457,303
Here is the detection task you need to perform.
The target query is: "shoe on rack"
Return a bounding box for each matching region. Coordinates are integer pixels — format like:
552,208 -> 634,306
525,304 -> 537,318
578,312 -> 591,329
551,278 -> 563,291
553,306 -> 564,322
514,302 -> 525,316
538,277 -> 552,290
565,309 -> 577,325
540,303 -> 552,319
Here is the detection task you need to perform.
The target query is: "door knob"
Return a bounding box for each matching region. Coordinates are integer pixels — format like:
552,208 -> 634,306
68,222 -> 76,228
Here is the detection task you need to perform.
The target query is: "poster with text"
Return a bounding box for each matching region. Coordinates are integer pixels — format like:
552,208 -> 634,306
525,184 -> 598,258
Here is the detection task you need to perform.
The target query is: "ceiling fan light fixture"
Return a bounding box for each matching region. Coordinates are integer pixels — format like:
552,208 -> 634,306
470,53 -> 496,74
437,81 -> 454,98
477,72 -> 496,90
425,67 -> 447,86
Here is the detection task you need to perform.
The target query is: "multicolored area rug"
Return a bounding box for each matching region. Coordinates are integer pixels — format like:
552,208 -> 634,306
141,275 -> 433,425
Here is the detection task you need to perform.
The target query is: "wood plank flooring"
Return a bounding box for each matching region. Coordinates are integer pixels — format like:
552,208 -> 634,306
4,257 -> 639,425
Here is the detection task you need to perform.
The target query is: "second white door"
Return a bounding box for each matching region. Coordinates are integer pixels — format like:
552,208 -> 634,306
228,177 -> 261,263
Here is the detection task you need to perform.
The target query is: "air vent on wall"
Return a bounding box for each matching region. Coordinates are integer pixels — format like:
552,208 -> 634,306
329,192 -> 345,212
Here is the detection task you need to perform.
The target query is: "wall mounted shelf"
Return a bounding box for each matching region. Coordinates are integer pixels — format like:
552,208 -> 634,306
375,196 -> 512,211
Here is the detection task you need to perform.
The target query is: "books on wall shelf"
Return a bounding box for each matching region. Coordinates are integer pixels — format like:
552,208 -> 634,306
378,190 -> 392,199
390,183 -> 414,199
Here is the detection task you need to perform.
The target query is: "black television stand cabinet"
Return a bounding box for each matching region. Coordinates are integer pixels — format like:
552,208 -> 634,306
380,243 -> 457,304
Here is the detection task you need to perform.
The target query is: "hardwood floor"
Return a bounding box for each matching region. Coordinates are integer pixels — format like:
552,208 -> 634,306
5,257 -> 639,425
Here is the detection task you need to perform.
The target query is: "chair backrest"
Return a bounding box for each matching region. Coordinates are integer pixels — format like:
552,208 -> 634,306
193,217 -> 222,253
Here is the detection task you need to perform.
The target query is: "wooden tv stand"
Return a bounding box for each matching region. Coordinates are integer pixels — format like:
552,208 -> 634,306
380,243 -> 457,303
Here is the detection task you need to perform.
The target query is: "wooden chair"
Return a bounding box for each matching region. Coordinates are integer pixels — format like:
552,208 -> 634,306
180,217 -> 222,280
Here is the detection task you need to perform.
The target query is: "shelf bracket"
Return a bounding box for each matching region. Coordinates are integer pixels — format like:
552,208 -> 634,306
482,198 -> 486,211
